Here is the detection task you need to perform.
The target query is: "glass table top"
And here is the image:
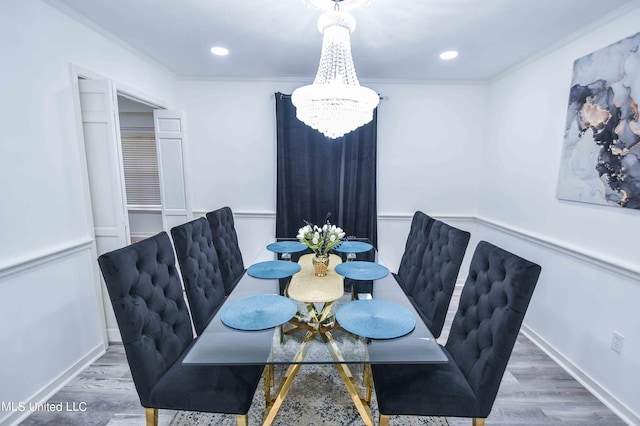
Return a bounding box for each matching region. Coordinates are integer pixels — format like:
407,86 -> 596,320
183,239 -> 448,366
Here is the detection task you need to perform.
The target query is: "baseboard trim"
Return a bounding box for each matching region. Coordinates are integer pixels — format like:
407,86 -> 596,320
521,324 -> 638,426
2,343 -> 106,426
107,327 -> 122,343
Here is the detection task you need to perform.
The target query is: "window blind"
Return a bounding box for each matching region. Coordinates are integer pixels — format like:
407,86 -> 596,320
120,130 -> 162,207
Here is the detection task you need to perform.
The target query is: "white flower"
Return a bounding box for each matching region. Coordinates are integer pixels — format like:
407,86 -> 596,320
298,220 -> 345,255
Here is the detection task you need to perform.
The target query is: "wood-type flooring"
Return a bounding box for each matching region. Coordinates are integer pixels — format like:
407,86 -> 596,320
20,290 -> 626,425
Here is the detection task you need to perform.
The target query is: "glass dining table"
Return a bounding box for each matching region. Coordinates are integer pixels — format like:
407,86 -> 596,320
183,239 -> 448,426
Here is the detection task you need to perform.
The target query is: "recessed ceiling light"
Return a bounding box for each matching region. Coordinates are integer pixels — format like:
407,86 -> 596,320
210,46 -> 229,56
439,50 -> 458,60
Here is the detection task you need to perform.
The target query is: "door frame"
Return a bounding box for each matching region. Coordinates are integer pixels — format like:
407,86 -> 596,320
69,63 -> 171,346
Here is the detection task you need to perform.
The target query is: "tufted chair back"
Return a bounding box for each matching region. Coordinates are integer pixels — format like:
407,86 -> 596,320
171,218 -> 226,335
97,233 -> 194,407
396,211 -> 435,293
410,220 -> 470,338
206,207 -> 245,295
445,241 -> 541,414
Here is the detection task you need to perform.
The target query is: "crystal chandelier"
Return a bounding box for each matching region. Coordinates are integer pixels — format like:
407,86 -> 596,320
292,1 -> 379,139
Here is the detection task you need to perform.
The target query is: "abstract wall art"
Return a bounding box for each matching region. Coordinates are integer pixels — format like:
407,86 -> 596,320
557,31 -> 640,209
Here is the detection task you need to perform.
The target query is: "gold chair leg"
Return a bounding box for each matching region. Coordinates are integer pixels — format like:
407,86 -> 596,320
236,414 -> 248,426
363,363 -> 373,404
263,364 -> 274,405
379,414 -> 390,426
145,408 -> 158,426
472,418 -> 485,426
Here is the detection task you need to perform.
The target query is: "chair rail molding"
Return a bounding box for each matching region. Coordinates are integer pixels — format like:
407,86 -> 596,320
475,216 -> 640,282
192,209 -> 276,219
377,212 -> 475,222
194,210 -> 639,281
0,238 -> 93,280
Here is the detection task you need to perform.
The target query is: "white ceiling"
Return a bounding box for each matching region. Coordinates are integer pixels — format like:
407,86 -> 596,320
52,0 -> 635,81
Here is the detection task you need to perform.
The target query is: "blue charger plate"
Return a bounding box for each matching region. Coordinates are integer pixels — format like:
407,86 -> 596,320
333,241 -> 374,253
220,294 -> 298,331
266,241 -> 308,253
247,260 -> 301,279
335,261 -> 389,280
336,299 -> 416,339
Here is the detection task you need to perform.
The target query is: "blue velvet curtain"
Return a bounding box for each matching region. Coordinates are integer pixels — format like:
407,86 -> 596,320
275,92 -> 378,247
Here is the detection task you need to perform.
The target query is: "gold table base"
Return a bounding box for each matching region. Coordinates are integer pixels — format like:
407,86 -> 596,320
262,302 -> 374,426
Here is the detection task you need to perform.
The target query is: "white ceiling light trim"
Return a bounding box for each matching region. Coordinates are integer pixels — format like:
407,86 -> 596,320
292,6 -> 379,139
439,50 -> 459,60
210,46 -> 229,56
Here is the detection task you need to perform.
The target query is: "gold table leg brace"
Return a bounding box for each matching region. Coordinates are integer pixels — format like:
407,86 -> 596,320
322,331 -> 374,426
262,331 -> 316,426
264,301 -> 373,425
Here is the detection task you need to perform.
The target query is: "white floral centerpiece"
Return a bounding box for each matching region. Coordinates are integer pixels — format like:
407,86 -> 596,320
297,221 -> 345,255
297,221 -> 345,276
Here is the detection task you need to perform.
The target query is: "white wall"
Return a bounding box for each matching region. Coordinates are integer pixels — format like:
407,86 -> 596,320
374,82 -> 485,271
0,1 -> 178,424
481,5 -> 640,422
1,0 -> 638,424
177,79 -> 486,267
178,11 -> 640,422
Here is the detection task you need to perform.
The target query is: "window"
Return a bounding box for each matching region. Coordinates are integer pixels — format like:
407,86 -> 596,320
275,92 -> 378,246
120,130 -> 161,208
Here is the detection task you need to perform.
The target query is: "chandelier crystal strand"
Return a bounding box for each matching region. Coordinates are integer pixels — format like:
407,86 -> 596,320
292,9 -> 379,139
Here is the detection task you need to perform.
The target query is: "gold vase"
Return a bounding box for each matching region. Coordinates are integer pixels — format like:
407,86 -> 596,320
312,254 -> 330,277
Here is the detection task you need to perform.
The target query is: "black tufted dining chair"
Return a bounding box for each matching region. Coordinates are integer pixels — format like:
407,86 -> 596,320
407,220 -> 470,338
373,241 -> 541,426
394,212 -> 470,338
98,232 -> 263,426
395,211 -> 435,294
171,217 -> 226,335
206,206 -> 245,295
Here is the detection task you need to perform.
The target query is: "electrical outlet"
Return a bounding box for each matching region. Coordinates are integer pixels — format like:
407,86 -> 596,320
611,332 -> 624,355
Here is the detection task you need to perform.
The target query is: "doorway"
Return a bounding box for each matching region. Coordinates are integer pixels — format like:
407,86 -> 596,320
76,76 -> 192,342
117,95 -> 163,242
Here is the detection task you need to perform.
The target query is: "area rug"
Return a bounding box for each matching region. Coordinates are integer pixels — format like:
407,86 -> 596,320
170,364 -> 448,426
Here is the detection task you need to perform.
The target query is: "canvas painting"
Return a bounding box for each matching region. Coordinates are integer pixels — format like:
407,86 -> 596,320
557,31 -> 640,209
